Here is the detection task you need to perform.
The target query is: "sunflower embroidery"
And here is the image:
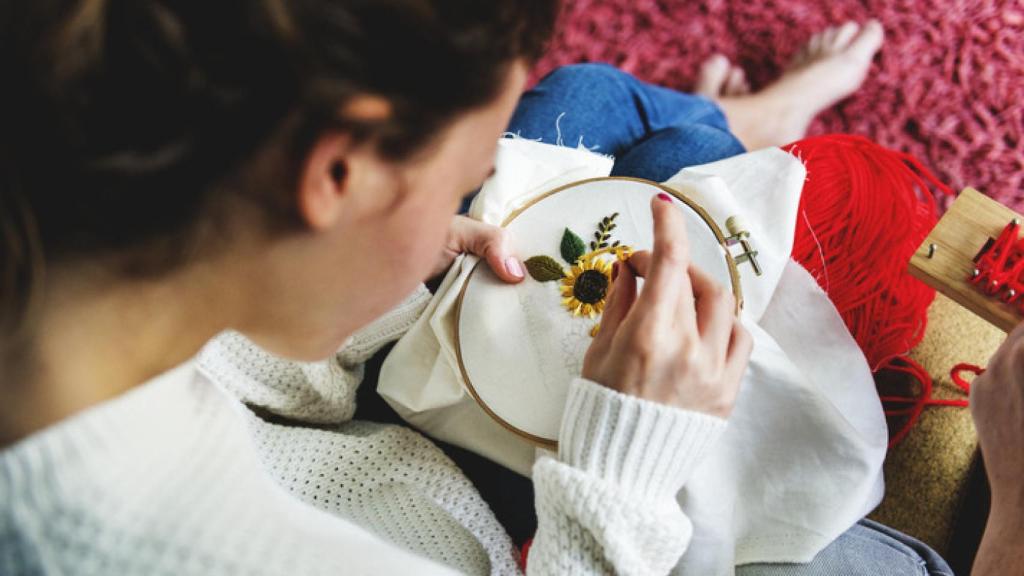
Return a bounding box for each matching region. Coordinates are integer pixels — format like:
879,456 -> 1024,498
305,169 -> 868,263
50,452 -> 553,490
560,256 -> 613,318
523,213 -> 633,331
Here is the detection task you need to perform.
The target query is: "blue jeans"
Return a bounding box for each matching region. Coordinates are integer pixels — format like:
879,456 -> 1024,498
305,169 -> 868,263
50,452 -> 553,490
503,63 -> 954,576
509,62 -> 746,181
739,520 -> 954,576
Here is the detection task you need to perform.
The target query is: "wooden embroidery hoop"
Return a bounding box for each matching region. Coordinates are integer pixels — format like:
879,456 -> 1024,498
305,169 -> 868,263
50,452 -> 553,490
453,176 -> 744,449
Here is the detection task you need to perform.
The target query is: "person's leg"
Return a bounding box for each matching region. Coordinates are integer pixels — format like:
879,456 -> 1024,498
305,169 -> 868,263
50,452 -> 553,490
610,123 -> 745,182
508,63 -> 736,158
737,519 -> 954,576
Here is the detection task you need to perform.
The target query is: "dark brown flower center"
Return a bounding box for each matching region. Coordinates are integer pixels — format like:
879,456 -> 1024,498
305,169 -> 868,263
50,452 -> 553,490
573,269 -> 609,304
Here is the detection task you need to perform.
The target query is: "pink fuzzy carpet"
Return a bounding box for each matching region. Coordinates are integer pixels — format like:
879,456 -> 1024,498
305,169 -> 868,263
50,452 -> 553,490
532,0 -> 1024,210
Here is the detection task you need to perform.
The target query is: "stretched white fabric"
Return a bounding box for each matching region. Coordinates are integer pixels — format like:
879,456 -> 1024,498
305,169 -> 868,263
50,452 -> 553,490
379,137 -> 888,574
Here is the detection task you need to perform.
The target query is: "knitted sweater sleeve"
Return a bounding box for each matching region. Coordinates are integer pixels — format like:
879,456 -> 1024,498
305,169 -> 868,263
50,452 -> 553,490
197,284 -> 432,424
528,377 -> 726,576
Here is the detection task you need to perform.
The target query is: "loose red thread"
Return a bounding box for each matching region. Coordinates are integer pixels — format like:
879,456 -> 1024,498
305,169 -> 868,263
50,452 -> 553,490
879,359 -> 979,447
951,362 -> 984,390
783,135 -> 973,447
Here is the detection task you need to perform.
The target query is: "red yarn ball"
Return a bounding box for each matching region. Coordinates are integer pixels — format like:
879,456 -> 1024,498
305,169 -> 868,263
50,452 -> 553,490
784,134 -> 952,371
784,134 -> 958,446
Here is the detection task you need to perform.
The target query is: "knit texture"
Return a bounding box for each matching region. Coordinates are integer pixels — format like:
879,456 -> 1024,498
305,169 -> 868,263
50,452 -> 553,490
530,379 -> 726,575
1,284 -> 725,575
201,330 -> 520,575
0,364 -> 459,576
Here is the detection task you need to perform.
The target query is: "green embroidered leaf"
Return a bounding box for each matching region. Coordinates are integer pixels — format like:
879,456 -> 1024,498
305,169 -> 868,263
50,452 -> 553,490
524,255 -> 566,282
560,228 -> 587,264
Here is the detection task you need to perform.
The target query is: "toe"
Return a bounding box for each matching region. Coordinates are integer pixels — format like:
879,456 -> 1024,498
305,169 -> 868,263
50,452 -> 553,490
808,30 -> 825,57
696,54 -> 731,97
725,67 -> 749,96
832,21 -> 861,51
822,25 -> 840,51
846,19 -> 884,61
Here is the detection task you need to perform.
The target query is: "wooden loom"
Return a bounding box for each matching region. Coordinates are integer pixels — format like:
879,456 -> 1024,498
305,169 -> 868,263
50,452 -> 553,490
910,188 -> 1024,333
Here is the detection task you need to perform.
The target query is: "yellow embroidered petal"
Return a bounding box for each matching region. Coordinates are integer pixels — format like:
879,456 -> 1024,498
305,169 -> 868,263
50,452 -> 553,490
557,241 -> 635,321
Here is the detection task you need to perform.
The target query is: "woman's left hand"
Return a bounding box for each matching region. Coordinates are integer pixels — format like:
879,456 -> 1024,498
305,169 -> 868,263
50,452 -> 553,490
427,215 -> 525,284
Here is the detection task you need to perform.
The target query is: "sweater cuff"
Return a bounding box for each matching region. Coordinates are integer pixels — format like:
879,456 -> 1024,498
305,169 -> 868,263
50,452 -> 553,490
557,377 -> 726,502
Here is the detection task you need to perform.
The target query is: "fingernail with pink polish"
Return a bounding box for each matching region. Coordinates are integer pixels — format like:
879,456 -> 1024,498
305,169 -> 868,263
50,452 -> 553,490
506,256 -> 524,279
657,193 -> 672,203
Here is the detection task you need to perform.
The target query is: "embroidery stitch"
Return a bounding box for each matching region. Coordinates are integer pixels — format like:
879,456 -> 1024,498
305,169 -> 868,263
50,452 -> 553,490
560,228 -> 587,264
524,213 -> 634,329
524,255 -> 566,282
590,212 -> 620,250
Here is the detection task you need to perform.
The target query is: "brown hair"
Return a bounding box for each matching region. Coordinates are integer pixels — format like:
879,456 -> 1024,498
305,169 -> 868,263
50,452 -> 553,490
0,0 -> 558,332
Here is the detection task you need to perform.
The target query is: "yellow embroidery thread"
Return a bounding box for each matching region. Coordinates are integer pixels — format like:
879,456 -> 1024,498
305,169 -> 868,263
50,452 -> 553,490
524,215 -> 634,332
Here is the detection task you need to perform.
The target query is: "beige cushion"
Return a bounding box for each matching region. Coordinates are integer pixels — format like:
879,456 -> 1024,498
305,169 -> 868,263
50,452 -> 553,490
869,293 -> 1002,555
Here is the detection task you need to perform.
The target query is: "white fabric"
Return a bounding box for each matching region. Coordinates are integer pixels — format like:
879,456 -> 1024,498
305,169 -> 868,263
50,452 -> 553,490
458,178 -> 735,441
379,137 -> 888,574
1,270 -> 727,575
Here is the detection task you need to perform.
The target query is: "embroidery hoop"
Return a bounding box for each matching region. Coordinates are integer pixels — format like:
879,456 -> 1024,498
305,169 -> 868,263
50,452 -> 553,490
454,176 -> 743,448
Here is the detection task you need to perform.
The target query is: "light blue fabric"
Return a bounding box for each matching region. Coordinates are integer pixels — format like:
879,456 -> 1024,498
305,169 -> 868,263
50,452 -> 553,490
739,519 -> 954,576
501,63 -> 954,576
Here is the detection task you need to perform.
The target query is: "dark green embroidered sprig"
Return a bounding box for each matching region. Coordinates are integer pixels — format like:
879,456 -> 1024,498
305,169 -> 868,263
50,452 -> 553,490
524,213 -> 622,283
590,212 -> 620,250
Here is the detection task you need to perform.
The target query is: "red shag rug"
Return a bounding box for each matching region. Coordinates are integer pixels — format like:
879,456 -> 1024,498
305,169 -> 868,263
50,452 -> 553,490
533,0 -> 1024,211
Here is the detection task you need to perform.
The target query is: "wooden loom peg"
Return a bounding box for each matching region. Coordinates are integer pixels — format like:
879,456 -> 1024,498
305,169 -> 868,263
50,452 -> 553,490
909,188 -> 1024,332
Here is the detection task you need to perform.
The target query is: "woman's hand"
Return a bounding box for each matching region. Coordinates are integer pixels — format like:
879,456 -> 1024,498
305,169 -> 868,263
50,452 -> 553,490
428,215 -> 525,284
968,323 -> 1024,574
582,194 -> 753,418
971,323 -> 1024,510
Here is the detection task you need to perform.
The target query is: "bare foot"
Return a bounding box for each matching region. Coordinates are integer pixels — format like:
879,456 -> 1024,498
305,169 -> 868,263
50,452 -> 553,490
700,20 -> 884,150
696,54 -> 751,98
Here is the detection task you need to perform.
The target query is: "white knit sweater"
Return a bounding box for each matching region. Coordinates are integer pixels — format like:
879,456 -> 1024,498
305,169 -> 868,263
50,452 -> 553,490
0,285 -> 725,575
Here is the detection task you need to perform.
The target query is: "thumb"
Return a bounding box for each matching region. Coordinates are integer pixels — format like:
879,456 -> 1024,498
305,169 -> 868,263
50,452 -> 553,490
450,216 -> 524,284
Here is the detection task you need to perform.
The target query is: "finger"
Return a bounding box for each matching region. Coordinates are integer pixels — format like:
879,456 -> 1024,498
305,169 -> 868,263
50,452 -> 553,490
635,194 -> 696,331
451,216 -> 524,283
690,264 -> 735,352
722,319 -> 753,393
594,261 -> 638,344
625,250 -> 652,277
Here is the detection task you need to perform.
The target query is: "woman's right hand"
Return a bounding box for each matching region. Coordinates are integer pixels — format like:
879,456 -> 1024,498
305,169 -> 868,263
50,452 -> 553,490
582,194 -> 753,418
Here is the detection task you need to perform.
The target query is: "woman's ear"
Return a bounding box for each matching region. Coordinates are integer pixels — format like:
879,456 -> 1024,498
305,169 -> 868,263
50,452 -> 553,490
296,95 -> 393,231
297,132 -> 352,231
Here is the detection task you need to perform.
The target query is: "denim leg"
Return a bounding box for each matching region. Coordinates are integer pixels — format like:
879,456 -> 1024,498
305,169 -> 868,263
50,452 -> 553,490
508,63 -> 739,158
610,123 -> 746,182
737,520 -> 955,576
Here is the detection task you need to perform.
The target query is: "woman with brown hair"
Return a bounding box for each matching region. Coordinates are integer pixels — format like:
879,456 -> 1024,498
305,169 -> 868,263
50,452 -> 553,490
0,1 -> 751,573
2,1 -> 997,575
